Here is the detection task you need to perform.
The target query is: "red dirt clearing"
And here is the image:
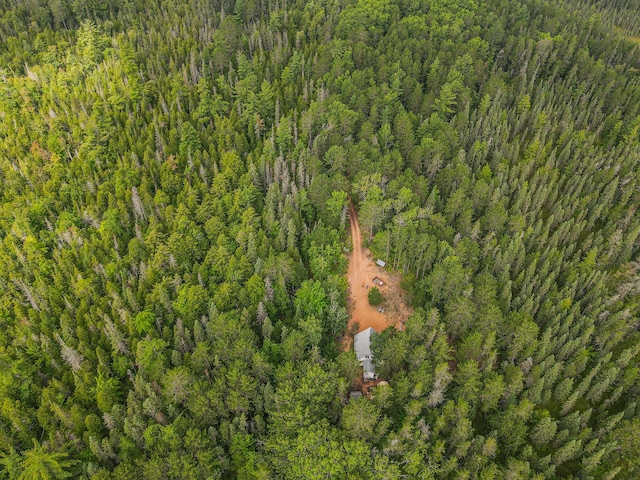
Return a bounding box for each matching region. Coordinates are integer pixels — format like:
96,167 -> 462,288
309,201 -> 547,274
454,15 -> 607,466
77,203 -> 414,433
342,205 -> 413,350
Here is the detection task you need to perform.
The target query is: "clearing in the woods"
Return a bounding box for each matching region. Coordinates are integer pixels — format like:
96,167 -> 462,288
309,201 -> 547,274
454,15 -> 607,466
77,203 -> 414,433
343,204 -> 413,350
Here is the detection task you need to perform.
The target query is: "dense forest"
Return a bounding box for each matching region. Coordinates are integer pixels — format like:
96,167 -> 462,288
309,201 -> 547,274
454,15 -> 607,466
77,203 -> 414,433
1,0 -> 639,478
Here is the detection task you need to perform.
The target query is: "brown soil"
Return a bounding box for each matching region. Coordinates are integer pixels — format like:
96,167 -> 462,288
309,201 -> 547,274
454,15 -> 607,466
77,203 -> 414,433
342,204 -> 413,351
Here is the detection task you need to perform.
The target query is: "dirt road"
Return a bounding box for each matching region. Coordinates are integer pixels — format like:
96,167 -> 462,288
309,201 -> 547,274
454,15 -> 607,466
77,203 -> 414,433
343,205 -> 412,349
346,205 -> 389,334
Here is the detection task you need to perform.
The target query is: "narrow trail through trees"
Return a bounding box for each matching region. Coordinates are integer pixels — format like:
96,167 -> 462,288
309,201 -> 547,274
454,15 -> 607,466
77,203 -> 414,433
342,204 -> 413,350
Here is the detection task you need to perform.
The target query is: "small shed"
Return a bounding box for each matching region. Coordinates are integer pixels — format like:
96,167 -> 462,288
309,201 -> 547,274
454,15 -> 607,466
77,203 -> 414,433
373,277 -> 384,286
376,259 -> 386,267
349,391 -> 363,400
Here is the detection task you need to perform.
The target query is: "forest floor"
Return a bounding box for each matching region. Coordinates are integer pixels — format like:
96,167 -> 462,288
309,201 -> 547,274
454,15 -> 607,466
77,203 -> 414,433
342,204 -> 413,351
614,26 -> 640,44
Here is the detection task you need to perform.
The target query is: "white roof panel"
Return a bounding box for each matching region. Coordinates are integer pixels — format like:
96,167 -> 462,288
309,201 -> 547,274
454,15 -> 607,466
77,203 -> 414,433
354,327 -> 376,361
